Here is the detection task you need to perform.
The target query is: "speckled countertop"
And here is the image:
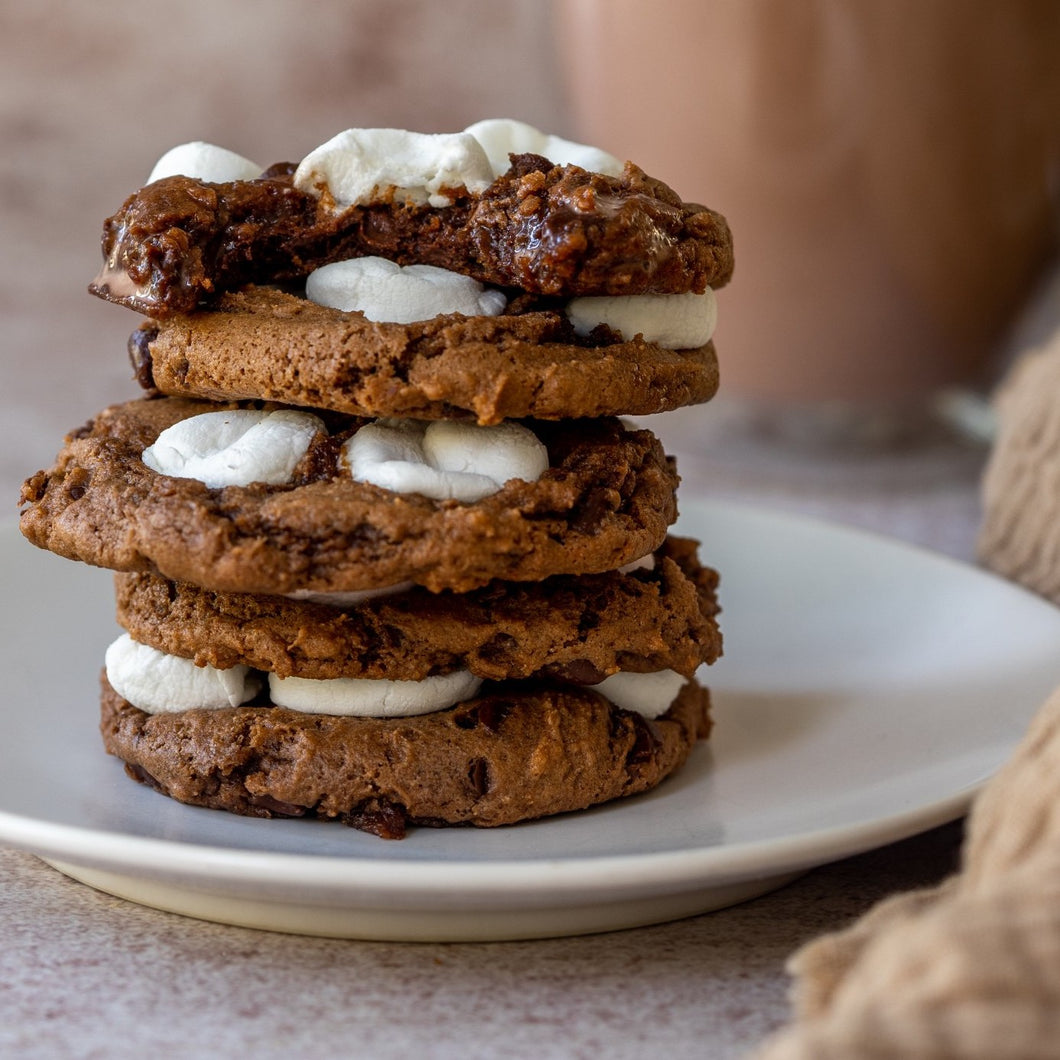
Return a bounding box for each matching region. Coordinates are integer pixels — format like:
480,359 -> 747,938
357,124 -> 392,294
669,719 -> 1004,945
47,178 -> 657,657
0,824 -> 964,1060
1,415 -> 988,1060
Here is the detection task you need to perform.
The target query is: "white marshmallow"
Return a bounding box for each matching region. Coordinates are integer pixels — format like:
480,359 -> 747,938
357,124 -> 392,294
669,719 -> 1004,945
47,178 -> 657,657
464,118 -> 624,178
105,634 -> 258,714
566,289 -> 718,350
619,553 -> 656,574
593,669 -> 687,719
293,128 -> 494,209
343,418 -> 548,503
142,409 -> 323,489
306,257 -> 507,324
105,634 -> 684,721
147,142 -> 262,185
284,583 -> 415,607
269,669 -> 482,718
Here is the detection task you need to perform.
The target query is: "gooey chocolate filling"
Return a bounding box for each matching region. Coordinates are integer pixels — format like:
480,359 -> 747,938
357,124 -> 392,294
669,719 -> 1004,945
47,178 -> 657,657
91,154 -> 734,316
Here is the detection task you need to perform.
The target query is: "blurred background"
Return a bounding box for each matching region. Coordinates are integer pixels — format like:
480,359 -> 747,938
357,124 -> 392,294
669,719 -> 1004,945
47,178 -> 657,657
4,0 -> 1060,554
0,0 -> 568,499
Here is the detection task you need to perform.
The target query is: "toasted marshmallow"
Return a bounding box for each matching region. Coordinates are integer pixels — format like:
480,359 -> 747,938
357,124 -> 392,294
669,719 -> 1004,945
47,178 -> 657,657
269,670 -> 482,718
566,289 -> 718,350
105,634 -> 258,714
464,118 -> 623,178
593,670 -> 687,719
343,418 -> 548,503
306,257 -> 507,324
294,128 -> 494,209
142,409 -> 323,489
147,142 -> 262,185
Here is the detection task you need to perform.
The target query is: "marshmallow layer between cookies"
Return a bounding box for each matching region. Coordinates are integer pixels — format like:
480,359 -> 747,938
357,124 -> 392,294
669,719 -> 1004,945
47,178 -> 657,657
104,635 -> 690,722
99,676 -> 712,835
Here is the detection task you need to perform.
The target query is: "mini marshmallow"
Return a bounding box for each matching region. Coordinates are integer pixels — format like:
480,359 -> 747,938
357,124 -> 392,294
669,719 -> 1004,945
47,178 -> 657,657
269,669 -> 482,718
593,669 -> 687,719
105,634 -> 258,714
566,289 -> 718,350
306,257 -> 507,324
343,418 -> 549,503
293,128 -> 494,209
464,118 -> 624,178
142,409 -> 323,489
619,553 -> 656,574
147,142 -> 262,185
284,583 -> 415,607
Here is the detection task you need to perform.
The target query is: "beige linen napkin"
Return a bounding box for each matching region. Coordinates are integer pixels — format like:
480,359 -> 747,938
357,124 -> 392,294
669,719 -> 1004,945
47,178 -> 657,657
754,328 -> 1060,1060
980,329 -> 1060,604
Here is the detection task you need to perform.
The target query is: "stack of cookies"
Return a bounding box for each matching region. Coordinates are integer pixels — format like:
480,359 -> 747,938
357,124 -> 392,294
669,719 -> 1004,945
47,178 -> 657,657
19,120 -> 733,838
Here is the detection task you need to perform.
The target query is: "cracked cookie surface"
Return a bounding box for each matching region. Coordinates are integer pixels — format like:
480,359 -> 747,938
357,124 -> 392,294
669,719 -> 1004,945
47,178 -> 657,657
20,397 -> 679,594
91,154 -> 734,317
113,536 -> 721,681
134,286 -> 719,424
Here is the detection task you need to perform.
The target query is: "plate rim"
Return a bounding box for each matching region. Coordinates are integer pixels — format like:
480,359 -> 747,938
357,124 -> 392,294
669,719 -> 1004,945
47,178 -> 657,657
0,780 -> 977,899
8,494 -> 1056,903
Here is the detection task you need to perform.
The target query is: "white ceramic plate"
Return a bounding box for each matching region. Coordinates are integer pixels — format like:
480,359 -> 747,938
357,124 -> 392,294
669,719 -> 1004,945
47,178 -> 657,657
3,500 -> 1060,941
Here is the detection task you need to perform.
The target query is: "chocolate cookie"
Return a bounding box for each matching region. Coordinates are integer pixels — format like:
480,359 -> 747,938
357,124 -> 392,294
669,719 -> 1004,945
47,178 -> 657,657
20,397 -> 679,594
91,154 -> 734,317
113,536 -> 722,682
133,286 -> 720,424
100,673 -> 712,836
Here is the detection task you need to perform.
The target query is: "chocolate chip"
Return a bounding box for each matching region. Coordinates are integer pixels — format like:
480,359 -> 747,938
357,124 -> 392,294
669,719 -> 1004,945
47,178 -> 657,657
259,161 -> 298,180
64,468 -> 91,501
543,659 -> 607,684
125,762 -> 164,792
466,756 -> 492,796
472,698 -> 511,734
345,797 -> 408,839
247,793 -> 306,818
626,713 -> 661,766
128,324 -> 159,390
452,697 -> 510,733
570,487 -> 619,534
477,632 -> 518,663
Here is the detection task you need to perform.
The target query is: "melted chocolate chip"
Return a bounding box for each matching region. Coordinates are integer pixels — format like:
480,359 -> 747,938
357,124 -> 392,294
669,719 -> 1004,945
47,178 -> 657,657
544,660 -> 609,684
466,756 -> 492,796
90,156 -> 732,316
626,713 -> 662,766
128,324 -> 159,390
344,797 -> 408,839
452,697 -> 511,733
247,793 -> 306,818
125,762 -> 165,792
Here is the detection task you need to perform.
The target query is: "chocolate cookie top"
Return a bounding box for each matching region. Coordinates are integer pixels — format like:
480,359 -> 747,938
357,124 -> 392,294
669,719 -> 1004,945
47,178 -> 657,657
134,286 -> 719,424
20,397 -> 679,594
91,154 -> 733,317
113,536 -> 721,682
100,673 -> 711,836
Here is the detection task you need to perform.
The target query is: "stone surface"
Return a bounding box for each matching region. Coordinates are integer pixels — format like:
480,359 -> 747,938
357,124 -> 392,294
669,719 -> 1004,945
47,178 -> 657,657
0,825 -> 962,1060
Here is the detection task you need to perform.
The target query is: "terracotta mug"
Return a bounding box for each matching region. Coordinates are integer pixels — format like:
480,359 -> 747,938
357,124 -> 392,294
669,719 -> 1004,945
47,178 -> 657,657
554,0 -> 1060,442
